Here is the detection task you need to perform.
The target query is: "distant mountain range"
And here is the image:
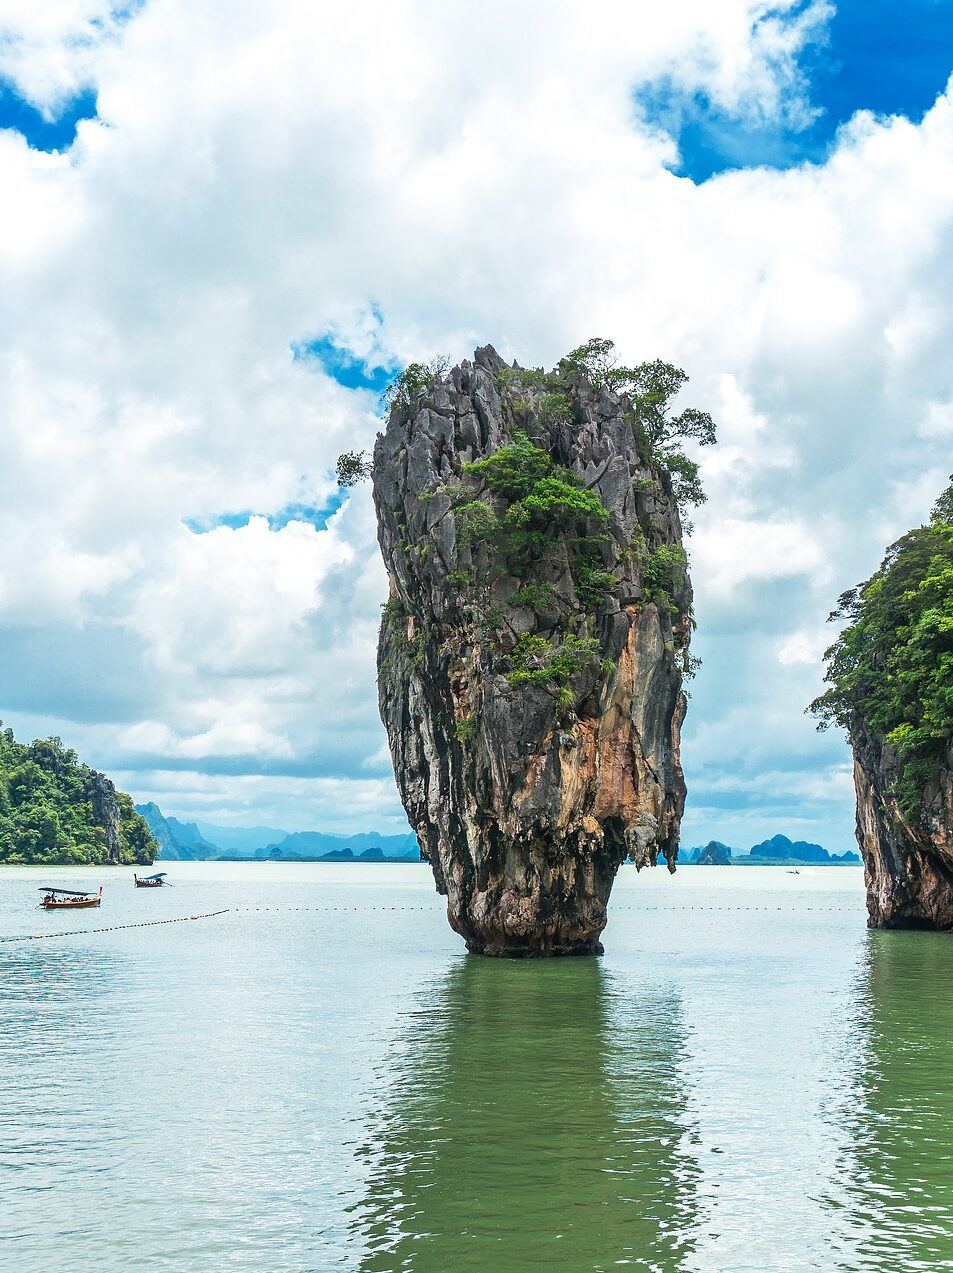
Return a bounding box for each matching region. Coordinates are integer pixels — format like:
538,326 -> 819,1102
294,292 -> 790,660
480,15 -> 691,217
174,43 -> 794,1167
136,805 -> 857,869
134,802 -> 421,862
680,834 -> 860,866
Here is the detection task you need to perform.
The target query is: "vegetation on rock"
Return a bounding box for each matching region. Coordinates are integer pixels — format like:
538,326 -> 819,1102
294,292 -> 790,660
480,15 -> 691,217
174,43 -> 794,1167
0,725 -> 156,865
369,341 -> 708,955
341,338 -> 713,706
811,481 -> 953,817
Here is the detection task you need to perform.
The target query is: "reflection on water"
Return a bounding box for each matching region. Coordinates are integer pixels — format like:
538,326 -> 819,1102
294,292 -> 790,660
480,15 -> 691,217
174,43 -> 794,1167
6,865 -> 953,1272
352,958 -> 698,1273
831,932 -> 953,1271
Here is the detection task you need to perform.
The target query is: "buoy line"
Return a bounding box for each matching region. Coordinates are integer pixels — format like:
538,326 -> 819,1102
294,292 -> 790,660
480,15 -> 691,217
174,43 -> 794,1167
0,909 -> 230,944
0,901 -> 856,942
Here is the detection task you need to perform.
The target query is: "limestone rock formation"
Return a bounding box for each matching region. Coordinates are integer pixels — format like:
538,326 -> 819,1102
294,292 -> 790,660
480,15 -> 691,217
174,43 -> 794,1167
372,345 -> 694,956
853,728 -> 953,929
85,770 -> 123,864
811,486 -> 953,930
695,841 -> 731,866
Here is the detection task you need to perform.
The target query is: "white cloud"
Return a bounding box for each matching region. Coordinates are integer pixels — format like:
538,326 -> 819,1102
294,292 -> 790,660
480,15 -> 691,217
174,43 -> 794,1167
1,0 -> 952,843
776,626 -> 832,667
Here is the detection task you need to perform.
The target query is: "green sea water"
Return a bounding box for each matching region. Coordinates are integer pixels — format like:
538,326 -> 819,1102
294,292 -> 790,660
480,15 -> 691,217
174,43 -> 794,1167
1,862 -> 952,1272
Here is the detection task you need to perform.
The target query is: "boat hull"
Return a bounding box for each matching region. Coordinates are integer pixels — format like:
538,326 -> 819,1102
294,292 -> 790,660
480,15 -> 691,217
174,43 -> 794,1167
41,897 -> 102,909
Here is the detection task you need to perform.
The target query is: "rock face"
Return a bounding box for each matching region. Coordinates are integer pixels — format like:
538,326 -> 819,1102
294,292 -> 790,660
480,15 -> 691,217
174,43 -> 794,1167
853,726 -> 953,929
85,770 -> 123,864
372,346 -> 692,956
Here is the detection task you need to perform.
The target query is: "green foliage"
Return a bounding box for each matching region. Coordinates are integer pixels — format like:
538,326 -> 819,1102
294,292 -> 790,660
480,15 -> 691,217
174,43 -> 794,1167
494,366 -> 548,395
560,338 -> 716,511
454,715 -> 476,744
459,433 -> 614,615
659,450 -> 705,510
933,479 -> 953,524
0,726 -> 156,865
641,544 -> 688,599
381,597 -> 406,624
506,633 -> 607,691
464,433 -> 552,501
536,391 -> 573,428
456,500 -> 501,546
575,563 -> 616,610
513,582 -> 557,612
335,450 -> 371,487
559,338 -> 624,390
382,358 -> 450,415
507,475 -> 608,534
811,486 -> 953,816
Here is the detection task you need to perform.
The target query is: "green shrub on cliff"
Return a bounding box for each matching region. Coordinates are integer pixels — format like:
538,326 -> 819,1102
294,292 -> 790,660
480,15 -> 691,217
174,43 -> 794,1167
811,482 -> 953,815
506,633 -> 606,690
461,433 -> 612,604
382,359 -> 450,415
560,339 -> 715,510
0,725 -> 156,865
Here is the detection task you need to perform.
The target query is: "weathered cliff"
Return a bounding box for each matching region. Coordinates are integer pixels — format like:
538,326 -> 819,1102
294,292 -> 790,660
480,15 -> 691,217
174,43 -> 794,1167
853,728 -> 953,929
86,771 -> 123,864
372,345 -> 694,955
812,489 -> 953,930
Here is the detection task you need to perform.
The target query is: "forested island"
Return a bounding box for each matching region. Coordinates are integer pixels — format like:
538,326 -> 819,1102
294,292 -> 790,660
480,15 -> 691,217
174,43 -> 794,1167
348,339 -> 712,955
813,480 -> 953,928
0,725 -> 156,865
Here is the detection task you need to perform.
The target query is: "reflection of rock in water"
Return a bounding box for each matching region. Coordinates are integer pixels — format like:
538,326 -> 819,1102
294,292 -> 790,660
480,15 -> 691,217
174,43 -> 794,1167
351,958 -> 697,1272
834,933 -> 953,1268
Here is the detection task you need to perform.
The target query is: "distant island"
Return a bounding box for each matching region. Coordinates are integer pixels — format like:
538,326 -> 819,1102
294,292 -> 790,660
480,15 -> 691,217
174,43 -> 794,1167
132,804 -> 858,870
676,834 -> 860,866
135,802 -> 421,863
0,725 -> 156,865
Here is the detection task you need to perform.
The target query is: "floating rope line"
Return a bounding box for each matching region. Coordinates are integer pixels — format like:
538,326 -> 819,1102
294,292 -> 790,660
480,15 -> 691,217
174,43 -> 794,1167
0,909 -> 230,944
0,901 -> 859,942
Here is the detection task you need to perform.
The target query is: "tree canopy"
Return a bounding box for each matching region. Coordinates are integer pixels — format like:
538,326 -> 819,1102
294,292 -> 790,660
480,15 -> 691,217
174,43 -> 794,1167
0,726 -> 156,865
811,480 -> 953,814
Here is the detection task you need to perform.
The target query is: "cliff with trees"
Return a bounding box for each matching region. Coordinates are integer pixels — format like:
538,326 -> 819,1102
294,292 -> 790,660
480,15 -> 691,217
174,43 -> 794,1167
349,339 -> 712,955
812,481 -> 953,928
0,725 -> 156,866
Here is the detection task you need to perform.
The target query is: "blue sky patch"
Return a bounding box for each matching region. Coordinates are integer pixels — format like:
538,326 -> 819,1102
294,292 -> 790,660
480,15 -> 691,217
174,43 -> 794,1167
643,0 -> 953,181
0,83 -> 98,152
185,492 -> 348,536
293,334 -> 398,396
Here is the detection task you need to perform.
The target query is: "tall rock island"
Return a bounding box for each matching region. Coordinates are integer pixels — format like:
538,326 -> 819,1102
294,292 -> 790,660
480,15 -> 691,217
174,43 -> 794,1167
371,343 -> 700,955
813,482 -> 953,929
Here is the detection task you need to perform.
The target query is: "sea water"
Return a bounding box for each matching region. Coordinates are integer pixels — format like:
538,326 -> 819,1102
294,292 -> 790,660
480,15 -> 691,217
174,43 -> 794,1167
1,861 -> 951,1272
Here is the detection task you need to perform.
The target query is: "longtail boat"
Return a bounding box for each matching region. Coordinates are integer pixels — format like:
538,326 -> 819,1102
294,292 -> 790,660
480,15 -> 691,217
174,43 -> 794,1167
39,886 -> 103,910
134,872 -> 168,888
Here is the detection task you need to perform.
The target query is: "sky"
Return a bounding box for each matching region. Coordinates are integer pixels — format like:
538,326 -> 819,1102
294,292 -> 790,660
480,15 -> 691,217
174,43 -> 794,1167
1,1 -> 952,851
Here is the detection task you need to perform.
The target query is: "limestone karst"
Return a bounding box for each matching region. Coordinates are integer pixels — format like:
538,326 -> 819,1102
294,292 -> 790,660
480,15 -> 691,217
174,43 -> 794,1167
370,343 -> 703,955
813,482 -> 953,928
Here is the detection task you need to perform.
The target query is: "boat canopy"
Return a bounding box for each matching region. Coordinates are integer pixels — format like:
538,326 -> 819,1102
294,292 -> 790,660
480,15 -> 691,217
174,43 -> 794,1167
37,887 -> 98,896
140,872 -> 167,880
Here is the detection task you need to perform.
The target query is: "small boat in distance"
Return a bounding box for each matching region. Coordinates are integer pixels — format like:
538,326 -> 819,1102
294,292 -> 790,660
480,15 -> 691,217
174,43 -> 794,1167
39,886 -> 103,910
134,873 -> 168,888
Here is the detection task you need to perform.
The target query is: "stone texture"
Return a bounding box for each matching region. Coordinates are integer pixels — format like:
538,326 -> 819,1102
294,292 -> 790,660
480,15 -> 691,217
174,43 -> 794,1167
85,770 -> 123,864
372,346 -> 692,956
853,726 -> 953,929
